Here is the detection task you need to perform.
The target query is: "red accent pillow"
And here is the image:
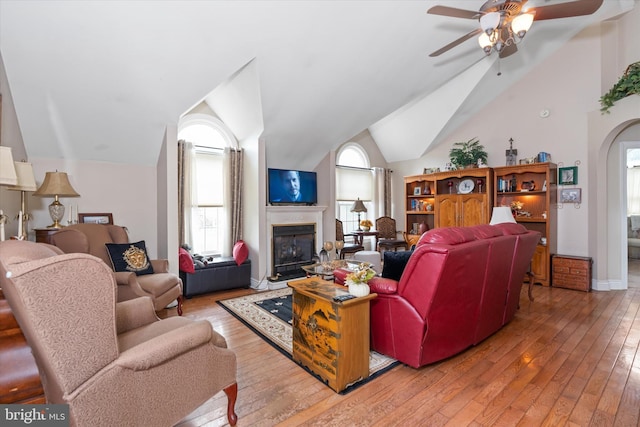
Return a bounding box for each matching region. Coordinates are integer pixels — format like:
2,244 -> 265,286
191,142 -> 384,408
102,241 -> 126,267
178,247 -> 195,274
233,240 -> 248,266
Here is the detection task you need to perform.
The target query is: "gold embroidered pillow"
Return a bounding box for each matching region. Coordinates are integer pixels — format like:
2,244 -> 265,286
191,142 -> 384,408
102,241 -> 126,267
106,241 -> 155,276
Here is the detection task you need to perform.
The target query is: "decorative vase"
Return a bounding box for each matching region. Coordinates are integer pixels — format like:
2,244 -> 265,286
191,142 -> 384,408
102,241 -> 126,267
362,226 -> 370,232
347,280 -> 370,297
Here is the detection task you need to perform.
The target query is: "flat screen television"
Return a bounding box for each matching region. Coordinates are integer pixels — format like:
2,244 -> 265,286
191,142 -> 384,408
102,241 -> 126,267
268,168 -> 317,205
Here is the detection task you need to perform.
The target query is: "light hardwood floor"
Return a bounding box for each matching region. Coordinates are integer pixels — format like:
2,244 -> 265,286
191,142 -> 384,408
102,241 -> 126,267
162,266 -> 640,427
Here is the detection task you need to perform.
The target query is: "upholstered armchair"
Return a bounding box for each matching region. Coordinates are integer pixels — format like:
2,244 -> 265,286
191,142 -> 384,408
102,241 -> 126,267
375,216 -> 408,253
50,223 -> 183,315
335,219 -> 364,259
0,240 -> 238,426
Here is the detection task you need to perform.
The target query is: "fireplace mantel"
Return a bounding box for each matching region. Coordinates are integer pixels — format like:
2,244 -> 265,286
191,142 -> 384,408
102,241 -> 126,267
266,205 -> 327,289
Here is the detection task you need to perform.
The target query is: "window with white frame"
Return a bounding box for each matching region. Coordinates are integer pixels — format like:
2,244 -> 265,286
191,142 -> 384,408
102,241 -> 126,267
336,143 -> 373,234
178,116 -> 234,255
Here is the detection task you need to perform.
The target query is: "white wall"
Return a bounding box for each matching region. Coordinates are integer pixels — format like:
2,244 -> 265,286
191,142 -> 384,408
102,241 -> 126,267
28,158 -> 159,257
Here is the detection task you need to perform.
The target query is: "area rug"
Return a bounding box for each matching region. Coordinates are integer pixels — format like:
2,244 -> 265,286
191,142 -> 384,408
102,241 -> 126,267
218,288 -> 399,394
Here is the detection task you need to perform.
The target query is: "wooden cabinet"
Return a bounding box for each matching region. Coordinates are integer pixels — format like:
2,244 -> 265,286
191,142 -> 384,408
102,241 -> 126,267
288,277 -> 375,393
35,228 -> 59,244
493,163 -> 557,286
436,194 -> 488,228
404,175 -> 436,233
405,168 -> 493,233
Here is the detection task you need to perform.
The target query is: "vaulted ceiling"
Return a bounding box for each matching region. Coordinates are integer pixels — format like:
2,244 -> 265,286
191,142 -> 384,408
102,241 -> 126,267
0,1 -> 631,170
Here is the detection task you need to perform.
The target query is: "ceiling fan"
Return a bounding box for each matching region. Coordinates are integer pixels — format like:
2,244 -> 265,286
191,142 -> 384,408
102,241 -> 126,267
427,0 -> 603,58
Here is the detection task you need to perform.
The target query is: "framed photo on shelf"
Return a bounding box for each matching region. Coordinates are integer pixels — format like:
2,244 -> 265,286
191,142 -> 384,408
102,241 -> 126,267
413,187 -> 422,196
78,213 -> 114,225
560,188 -> 582,203
559,166 -> 578,185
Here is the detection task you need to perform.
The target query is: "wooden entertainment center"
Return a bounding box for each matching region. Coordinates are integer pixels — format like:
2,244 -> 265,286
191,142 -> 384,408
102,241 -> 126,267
404,163 -> 557,286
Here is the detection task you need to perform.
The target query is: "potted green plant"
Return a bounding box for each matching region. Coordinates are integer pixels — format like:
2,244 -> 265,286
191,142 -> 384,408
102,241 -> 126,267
449,137 -> 488,169
600,61 -> 640,114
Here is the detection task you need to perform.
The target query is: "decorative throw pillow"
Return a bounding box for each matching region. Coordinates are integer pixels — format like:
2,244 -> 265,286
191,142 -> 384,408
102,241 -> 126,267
105,241 -> 154,276
381,250 -> 414,282
233,240 -> 248,266
178,247 -> 195,274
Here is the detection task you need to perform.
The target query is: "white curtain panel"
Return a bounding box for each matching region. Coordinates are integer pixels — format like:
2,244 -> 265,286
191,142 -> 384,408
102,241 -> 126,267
372,167 -> 385,220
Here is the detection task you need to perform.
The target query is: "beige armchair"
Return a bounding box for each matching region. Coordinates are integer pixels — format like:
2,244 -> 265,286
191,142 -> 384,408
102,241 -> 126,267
0,240 -> 238,426
50,223 -> 183,315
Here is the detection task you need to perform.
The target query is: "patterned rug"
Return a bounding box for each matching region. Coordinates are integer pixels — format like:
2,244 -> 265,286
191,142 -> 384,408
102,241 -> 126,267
218,287 -> 399,394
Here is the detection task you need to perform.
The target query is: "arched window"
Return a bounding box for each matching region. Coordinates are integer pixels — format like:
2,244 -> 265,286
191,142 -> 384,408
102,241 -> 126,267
178,115 -> 236,255
336,143 -> 373,234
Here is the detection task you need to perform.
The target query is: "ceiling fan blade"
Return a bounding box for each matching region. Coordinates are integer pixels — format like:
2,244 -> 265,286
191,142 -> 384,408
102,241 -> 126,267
499,43 -> 518,59
528,0 -> 603,21
427,5 -> 479,19
429,28 -> 482,57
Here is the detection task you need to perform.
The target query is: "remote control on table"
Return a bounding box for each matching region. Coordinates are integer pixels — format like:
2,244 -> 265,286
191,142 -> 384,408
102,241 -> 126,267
333,294 -> 356,302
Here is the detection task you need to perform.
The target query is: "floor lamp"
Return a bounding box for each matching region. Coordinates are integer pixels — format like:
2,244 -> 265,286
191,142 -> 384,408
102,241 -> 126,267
0,146 -> 18,241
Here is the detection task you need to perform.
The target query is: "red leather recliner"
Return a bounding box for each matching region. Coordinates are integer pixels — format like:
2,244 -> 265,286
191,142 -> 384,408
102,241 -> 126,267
335,224 -> 539,368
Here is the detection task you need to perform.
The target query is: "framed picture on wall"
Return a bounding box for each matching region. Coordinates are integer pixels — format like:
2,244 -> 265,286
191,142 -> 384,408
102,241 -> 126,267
559,166 -> 578,185
78,213 -> 114,225
560,188 -> 582,203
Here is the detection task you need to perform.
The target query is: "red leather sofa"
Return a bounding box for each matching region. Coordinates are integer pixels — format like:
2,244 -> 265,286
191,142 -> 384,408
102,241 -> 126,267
334,223 -> 539,368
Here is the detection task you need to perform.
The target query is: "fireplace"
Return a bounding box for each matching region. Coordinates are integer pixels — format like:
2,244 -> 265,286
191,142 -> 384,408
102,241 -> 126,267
266,205 -> 326,288
271,224 -> 315,280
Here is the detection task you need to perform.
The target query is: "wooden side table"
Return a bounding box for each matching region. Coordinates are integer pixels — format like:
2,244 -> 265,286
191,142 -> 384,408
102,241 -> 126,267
352,230 -> 379,248
288,277 -> 376,393
34,228 -> 60,244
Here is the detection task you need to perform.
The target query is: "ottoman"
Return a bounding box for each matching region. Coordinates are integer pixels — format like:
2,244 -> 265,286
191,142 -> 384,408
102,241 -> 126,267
353,251 -> 382,274
179,257 -> 251,298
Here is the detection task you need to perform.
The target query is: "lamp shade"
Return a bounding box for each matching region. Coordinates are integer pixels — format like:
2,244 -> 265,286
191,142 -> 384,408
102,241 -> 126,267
0,146 -> 17,186
8,161 -> 37,192
33,171 -> 80,198
350,198 -> 367,213
480,11 -> 501,35
489,206 -> 517,225
511,13 -> 534,36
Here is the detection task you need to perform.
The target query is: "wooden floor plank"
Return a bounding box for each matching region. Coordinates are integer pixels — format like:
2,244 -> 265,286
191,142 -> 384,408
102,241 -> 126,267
171,263 -> 640,427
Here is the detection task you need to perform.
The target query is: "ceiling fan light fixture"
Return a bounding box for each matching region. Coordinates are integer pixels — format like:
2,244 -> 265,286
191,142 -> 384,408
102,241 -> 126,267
478,33 -> 494,53
511,12 -> 534,38
480,11 -> 501,35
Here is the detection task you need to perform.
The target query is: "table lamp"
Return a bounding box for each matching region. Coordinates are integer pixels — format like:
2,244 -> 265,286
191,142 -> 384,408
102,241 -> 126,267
350,198 -> 368,231
489,206 -> 516,225
33,171 -> 80,228
7,161 -> 37,239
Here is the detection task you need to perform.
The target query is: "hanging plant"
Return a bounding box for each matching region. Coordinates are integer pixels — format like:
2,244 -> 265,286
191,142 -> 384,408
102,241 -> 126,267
600,61 -> 640,114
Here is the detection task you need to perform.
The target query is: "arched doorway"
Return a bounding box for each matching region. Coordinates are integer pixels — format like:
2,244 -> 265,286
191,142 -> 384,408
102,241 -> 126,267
592,97 -> 640,291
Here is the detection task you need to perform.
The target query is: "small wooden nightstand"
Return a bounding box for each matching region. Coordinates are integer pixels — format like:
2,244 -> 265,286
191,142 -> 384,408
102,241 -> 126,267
34,228 -> 60,244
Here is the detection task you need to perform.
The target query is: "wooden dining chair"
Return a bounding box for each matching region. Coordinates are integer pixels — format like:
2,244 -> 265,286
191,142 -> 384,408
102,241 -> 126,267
336,219 -> 364,259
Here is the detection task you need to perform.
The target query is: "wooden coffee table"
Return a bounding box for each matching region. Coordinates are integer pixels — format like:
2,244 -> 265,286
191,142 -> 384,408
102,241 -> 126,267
287,276 -> 376,393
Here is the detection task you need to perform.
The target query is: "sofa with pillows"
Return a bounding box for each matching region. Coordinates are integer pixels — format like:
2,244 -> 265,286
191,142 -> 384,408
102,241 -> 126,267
334,223 -> 539,368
